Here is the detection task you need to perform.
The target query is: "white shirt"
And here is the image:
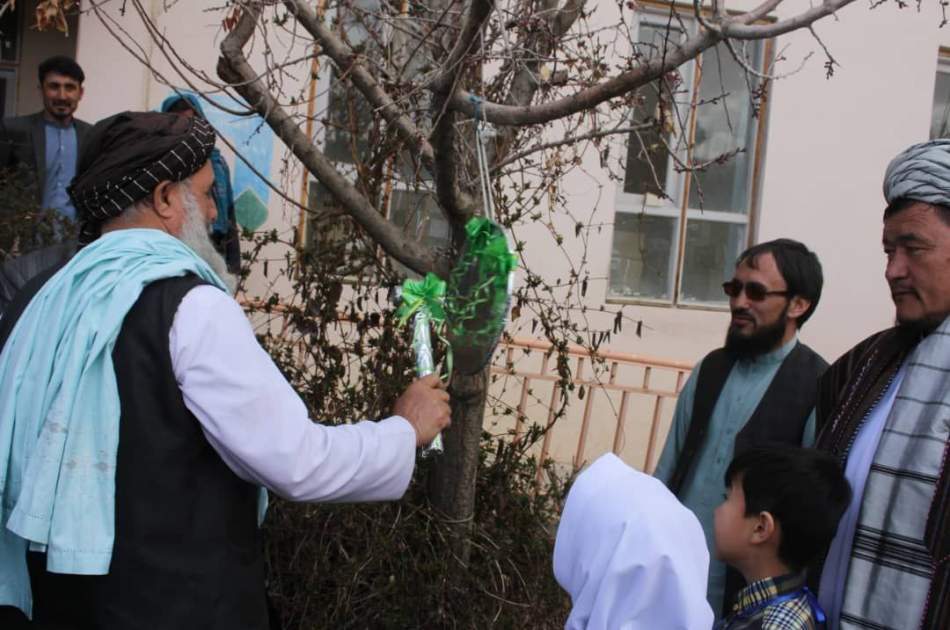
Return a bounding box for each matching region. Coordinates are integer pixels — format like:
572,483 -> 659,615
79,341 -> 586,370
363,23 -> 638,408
817,368 -> 906,629
169,285 -> 417,502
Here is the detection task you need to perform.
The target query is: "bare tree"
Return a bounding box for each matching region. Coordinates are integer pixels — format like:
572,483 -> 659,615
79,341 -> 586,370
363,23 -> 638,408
84,0 -> 917,559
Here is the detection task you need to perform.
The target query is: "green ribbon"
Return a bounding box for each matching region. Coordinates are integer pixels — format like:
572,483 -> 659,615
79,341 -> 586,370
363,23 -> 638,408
445,217 -> 517,345
464,217 -> 518,283
397,272 -> 452,379
396,272 -> 447,325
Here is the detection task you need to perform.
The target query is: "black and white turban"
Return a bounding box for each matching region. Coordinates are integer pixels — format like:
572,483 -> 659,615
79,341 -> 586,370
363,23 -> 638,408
68,111 -> 216,244
883,139 -> 950,209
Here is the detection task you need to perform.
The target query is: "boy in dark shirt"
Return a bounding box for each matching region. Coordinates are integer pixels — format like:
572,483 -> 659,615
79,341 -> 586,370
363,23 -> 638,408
714,447 -> 850,630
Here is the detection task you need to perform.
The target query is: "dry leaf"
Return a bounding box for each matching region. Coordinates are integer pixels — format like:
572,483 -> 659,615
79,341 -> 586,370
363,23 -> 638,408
34,0 -> 78,35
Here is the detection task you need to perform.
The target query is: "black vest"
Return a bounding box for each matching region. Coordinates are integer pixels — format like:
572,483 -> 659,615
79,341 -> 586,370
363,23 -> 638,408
667,341 -> 828,497
666,341 -> 827,617
2,274 -> 269,630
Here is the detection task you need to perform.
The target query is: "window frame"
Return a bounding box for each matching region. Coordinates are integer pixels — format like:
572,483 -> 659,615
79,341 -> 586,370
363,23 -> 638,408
929,47 -> 950,140
296,0 -> 448,277
607,6 -> 774,311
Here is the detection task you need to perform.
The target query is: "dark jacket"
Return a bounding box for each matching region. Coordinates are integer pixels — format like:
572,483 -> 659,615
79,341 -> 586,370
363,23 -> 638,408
813,326 -> 949,629
0,112 -> 92,204
0,240 -> 76,316
0,273 -> 270,630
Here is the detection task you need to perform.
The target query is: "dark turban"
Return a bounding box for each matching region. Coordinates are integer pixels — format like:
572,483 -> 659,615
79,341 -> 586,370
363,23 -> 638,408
68,111 -> 216,243
882,139 -> 950,209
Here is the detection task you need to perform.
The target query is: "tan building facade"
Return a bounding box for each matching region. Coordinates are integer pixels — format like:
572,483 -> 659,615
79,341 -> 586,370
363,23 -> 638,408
6,1 -> 950,469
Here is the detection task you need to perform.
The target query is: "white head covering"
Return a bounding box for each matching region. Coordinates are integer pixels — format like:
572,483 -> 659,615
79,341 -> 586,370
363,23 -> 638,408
553,453 -> 713,630
882,139 -> 950,208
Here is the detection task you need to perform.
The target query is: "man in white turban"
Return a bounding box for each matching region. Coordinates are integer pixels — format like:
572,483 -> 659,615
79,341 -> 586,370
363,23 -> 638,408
814,139 -> 950,629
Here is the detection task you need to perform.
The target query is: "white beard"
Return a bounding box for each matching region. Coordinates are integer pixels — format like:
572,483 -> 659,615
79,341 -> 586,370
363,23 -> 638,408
178,189 -> 238,294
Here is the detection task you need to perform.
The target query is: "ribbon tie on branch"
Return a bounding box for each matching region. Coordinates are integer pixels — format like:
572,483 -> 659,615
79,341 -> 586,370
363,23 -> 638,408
396,272 -> 447,326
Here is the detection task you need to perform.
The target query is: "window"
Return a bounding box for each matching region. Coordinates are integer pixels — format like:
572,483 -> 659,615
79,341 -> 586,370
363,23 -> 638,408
304,0 -> 448,277
305,179 -> 368,261
609,14 -> 769,306
0,4 -> 19,63
930,49 -> 950,139
322,0 -> 378,165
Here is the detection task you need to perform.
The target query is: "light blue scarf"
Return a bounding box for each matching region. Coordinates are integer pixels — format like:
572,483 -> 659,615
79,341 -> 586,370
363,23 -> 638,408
0,228 -> 228,616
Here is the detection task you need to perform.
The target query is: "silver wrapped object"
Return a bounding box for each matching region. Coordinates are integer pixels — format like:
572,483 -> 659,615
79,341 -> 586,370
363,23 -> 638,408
412,309 -> 443,454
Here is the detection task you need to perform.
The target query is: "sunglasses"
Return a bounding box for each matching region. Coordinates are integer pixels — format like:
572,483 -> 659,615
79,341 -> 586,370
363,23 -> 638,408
722,279 -> 789,301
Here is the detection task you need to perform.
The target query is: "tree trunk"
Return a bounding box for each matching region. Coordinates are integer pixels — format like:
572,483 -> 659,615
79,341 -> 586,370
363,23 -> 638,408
427,365 -> 489,564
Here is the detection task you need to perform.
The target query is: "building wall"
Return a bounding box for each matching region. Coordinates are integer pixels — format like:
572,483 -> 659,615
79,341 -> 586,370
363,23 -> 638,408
61,3 -> 950,468
518,1 -> 950,368
757,1 -> 944,361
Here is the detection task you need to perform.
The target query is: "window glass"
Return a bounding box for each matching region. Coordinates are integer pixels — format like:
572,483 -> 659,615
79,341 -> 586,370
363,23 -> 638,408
686,43 -> 761,214
609,212 -> 677,300
931,67 -> 950,139
679,219 -> 746,303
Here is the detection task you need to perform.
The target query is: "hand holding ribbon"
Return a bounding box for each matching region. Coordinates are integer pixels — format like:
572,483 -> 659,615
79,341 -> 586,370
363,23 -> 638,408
397,272 -> 449,454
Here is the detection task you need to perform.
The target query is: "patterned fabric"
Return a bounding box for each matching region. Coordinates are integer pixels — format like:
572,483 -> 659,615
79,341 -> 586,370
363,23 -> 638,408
717,573 -> 820,630
883,139 -> 950,208
817,369 -> 905,629
836,317 -> 950,629
67,111 -> 216,244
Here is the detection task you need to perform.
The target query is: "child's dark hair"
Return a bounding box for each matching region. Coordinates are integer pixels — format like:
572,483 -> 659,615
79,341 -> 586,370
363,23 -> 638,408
724,446 -> 851,571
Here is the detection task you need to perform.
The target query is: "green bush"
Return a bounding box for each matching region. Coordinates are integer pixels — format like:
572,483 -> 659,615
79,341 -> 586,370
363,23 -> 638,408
263,436 -> 571,629
244,230 -> 573,629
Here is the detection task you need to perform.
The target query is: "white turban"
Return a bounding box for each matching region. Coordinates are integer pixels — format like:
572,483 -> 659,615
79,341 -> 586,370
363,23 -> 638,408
883,139 -> 950,207
553,454 -> 714,630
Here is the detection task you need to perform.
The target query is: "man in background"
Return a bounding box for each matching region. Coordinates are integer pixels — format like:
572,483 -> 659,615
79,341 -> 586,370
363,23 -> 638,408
0,55 -> 91,221
654,238 -> 828,617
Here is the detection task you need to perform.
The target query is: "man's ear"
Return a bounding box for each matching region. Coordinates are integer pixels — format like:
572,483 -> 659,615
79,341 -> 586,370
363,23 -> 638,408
787,296 -> 811,322
150,180 -> 176,220
750,511 -> 777,546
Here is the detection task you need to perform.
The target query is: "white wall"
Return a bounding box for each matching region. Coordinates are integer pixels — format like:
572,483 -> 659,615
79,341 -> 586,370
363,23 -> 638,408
757,1 -> 946,360
70,2 -> 950,367
554,1 -> 950,366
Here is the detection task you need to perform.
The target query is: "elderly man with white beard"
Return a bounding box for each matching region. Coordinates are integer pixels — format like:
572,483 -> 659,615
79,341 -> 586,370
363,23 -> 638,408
0,111 -> 451,629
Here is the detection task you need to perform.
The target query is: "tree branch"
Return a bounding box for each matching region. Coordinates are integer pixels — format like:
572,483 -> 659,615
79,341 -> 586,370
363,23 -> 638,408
445,0 -> 858,127
451,27 -> 721,126
491,123 -> 651,172
722,0 -> 855,39
219,2 -> 447,277
426,0 -> 484,229
431,0 -> 496,93
491,0 -> 588,165
283,0 -> 436,170
432,104 -> 477,238
741,0 -> 786,23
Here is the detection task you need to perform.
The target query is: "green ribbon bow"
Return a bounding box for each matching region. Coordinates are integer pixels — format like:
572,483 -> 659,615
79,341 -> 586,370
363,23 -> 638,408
396,272 -> 447,325
397,272 -> 452,379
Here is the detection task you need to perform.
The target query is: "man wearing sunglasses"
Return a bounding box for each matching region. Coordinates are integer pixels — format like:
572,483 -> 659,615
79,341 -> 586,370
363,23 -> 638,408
654,238 -> 827,619
812,140 -> 950,630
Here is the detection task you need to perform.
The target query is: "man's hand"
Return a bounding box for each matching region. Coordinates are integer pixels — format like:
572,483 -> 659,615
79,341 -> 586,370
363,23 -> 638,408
393,374 -> 451,447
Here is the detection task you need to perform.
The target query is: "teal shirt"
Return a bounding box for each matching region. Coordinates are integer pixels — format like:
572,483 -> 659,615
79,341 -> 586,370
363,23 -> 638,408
653,337 -> 816,617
